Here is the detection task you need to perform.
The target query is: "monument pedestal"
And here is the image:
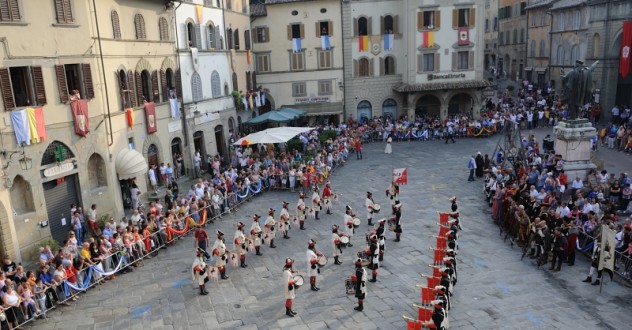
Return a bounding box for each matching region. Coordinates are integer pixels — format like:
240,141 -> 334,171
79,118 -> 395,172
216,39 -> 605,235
554,119 -> 596,180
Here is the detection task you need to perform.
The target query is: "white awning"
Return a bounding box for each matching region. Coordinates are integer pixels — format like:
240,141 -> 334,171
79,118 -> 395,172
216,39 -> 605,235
115,149 -> 148,180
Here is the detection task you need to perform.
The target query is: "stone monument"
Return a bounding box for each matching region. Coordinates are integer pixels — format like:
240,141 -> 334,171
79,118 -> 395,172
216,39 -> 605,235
554,60 -> 599,180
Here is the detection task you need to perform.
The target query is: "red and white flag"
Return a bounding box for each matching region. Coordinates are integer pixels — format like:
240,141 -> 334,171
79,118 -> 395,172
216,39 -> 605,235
620,21 -> 632,78
393,168 -> 408,185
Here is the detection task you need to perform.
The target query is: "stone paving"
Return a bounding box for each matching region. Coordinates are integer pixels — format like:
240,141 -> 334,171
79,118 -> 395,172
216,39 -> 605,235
28,130 -> 632,330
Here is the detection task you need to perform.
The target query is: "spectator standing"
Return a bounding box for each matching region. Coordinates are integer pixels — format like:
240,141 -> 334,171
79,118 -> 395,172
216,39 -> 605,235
88,204 -> 98,236
467,155 -> 477,182
148,165 -> 158,193
194,152 -> 202,178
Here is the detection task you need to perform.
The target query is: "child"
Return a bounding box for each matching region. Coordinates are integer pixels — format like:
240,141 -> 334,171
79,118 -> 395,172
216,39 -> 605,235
33,278 -> 48,318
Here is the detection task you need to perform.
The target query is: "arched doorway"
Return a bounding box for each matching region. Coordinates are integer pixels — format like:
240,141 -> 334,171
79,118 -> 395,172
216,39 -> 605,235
237,116 -> 242,134
215,125 -> 227,163
415,95 -> 441,118
228,117 -> 235,134
170,137 -> 183,177
357,100 -> 372,122
382,99 -> 397,120
448,93 -> 473,117
193,131 -> 206,164
258,93 -> 273,115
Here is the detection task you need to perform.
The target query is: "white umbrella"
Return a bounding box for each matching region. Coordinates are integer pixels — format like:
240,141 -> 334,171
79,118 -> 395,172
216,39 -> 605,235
234,127 -> 314,145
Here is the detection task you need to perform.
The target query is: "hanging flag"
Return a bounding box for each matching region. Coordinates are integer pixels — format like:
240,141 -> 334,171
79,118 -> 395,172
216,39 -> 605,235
620,21 -> 632,78
242,96 -> 249,110
393,167 -> 408,185
406,319 -> 422,330
383,34 -> 394,51
254,91 -> 262,107
422,31 -> 434,48
292,38 -> 302,53
598,224 -> 616,280
126,108 -> 134,128
10,109 -> 30,146
359,35 -> 369,52
261,91 -> 266,105
458,27 -> 470,46
420,286 -> 434,305
25,107 -> 39,144
321,35 -> 331,50
418,306 -> 432,322
70,100 -> 89,137
34,107 -> 47,141
169,97 -> 179,119
196,5 -> 203,23
144,102 -> 157,134
246,49 -> 252,65
248,93 -> 254,110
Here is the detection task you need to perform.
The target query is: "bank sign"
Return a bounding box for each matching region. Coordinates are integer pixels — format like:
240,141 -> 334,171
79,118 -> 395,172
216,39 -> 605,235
295,97 -> 329,104
427,73 -> 466,81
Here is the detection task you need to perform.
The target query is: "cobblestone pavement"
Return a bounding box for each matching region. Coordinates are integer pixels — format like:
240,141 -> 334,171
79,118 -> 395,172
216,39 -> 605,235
30,131 -> 632,330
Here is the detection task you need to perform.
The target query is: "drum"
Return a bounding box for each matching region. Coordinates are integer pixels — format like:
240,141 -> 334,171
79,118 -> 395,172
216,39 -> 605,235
317,255 -> 328,267
388,218 -> 397,232
373,204 -> 381,213
340,236 -> 350,246
345,277 -> 357,294
292,274 -> 304,288
356,251 -> 371,266
352,218 -> 361,228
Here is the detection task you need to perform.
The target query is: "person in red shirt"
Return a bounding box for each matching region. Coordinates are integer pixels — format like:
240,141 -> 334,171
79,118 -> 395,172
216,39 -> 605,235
322,182 -> 333,215
354,138 -> 363,160
194,226 -> 210,259
558,170 -> 568,189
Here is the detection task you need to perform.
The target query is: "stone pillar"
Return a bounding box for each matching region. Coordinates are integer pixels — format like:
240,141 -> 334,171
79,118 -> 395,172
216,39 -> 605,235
554,119 -> 597,179
440,105 -> 449,121
406,93 -> 415,121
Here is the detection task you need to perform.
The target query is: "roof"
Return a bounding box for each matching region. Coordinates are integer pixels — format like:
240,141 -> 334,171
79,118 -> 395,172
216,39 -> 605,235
392,80 -> 494,93
250,3 -> 267,17
550,0 -> 587,11
524,0 -> 557,10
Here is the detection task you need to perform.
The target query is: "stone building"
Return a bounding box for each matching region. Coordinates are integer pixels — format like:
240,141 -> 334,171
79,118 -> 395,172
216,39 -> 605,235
549,0 -> 589,92
342,0 -> 490,121
498,0 -> 528,81
525,0 -> 558,89
483,0 -> 500,73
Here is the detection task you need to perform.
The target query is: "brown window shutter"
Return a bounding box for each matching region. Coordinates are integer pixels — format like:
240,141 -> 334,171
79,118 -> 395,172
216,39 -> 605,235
369,58 -> 374,76
434,53 -> 440,72
160,69 -> 168,102
127,70 -> 137,107
381,16 -> 385,34
353,59 -> 358,77
0,68 -> 16,110
151,70 -> 159,103
379,57 -> 384,76
367,17 -> 372,35
264,27 -> 270,42
1,0 -> 21,21
82,63 -> 94,99
393,15 -> 399,34
417,12 -> 423,31
300,23 -> 305,39
31,66 -> 47,105
175,69 -> 182,99
287,25 -> 292,40
315,22 -> 320,38
417,54 -> 422,72
328,21 -> 334,37
452,9 -> 458,28
63,0 -> 73,23
135,71 -> 143,105
353,18 -> 358,37
469,8 -> 476,27
55,0 -> 64,23
469,51 -> 474,70
435,11 -> 441,29
452,52 -> 457,70
55,64 -> 69,103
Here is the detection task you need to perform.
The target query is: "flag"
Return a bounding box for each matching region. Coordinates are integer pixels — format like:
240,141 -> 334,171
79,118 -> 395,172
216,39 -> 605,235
434,250 -> 445,264
427,276 -> 439,288
439,213 -> 449,225
422,31 -> 434,48
420,287 -> 434,305
393,167 -> 408,185
406,319 -> 422,330
359,35 -> 369,52
620,21 -> 632,78
436,236 -> 446,249
144,102 -> 157,134
383,34 -> 394,51
25,107 -> 39,144
247,49 -> 251,65
321,35 -> 331,50
458,27 -> 470,46
10,109 -> 30,146
598,224 -> 616,280
70,100 -> 89,137
169,98 -> 179,119
418,306 -> 432,322
34,107 -> 46,141
126,108 -> 134,128
292,38 -> 302,53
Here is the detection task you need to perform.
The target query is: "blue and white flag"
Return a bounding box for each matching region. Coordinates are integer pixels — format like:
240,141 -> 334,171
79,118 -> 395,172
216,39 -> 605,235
292,38 -> 302,53
383,34 -> 394,51
321,35 -> 331,50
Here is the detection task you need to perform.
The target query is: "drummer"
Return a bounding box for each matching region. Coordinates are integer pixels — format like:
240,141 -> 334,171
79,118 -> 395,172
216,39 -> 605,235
191,248 -> 209,295
386,181 -> 400,206
306,239 -> 320,291
393,203 -> 402,242
368,235 -> 379,282
233,222 -> 248,268
376,219 -> 386,262
280,201 -> 291,239
296,193 -> 307,230
353,258 -> 368,311
250,214 -> 263,256
365,192 -> 375,226
332,225 -> 343,265
264,208 -> 277,248
343,205 -> 356,247
282,258 -> 298,317
322,181 -> 333,215
312,186 -> 321,220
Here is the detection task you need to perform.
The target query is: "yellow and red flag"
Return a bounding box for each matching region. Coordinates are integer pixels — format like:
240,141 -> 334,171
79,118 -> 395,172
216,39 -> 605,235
422,31 -> 434,48
247,49 -> 252,65
359,35 -> 369,52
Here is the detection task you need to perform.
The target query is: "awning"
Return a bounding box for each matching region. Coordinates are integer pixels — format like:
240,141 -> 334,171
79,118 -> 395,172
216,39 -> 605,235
392,80 -> 493,92
525,67 -> 533,71
115,149 -> 148,180
306,111 -> 342,116
535,67 -> 547,73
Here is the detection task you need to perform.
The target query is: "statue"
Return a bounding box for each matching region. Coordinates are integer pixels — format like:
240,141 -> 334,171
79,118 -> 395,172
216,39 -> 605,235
560,60 -> 599,120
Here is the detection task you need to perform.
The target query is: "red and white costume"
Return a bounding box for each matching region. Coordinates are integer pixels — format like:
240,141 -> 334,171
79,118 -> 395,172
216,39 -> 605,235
322,183 -> 333,213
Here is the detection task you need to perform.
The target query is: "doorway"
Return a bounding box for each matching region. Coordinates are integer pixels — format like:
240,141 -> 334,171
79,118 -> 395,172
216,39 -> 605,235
44,174 -> 81,243
193,131 -> 206,163
215,125 -> 227,163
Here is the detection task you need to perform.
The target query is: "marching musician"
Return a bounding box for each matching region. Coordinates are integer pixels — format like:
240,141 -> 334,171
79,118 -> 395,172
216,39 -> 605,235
280,201 -> 291,239
212,230 -> 229,280
392,203 -> 402,242
264,208 -> 277,248
250,214 -> 263,256
430,301 -> 447,330
282,258 -> 298,317
191,248 -> 209,295
331,225 -> 343,265
376,219 -> 386,262
322,181 -> 333,215
312,186 -> 321,220
450,196 -> 458,213
343,205 -> 355,247
353,258 -> 368,311
386,181 -> 399,206
296,193 -> 307,230
234,222 -> 248,268
368,235 -> 379,282
306,239 -> 320,291
366,192 -> 375,226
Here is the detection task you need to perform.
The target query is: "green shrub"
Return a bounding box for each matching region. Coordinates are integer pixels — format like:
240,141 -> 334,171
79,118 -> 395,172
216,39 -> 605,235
318,130 -> 337,143
286,137 -> 301,153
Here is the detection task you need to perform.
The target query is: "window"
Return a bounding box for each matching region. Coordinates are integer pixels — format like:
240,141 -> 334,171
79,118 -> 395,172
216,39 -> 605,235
358,58 -> 370,76
207,24 -> 215,49
418,11 -> 438,30
358,17 -> 368,36
319,21 -> 331,36
244,30 -> 251,50
384,56 -> 395,75
211,70 -> 221,97
140,70 -> 151,103
557,13 -> 565,31
383,15 -> 394,34
54,0 -> 74,24
191,72 -> 202,102
0,0 -> 21,22
318,50 -> 333,69
187,22 -> 201,48
88,153 -> 107,189
513,29 -> 517,44
289,23 -> 302,39
159,17 -> 169,41
232,72 -> 238,91
493,17 -> 498,31
118,70 -> 130,108
245,71 -> 252,91
570,44 -> 580,64
292,82 -> 306,97
111,10 -> 121,39
557,45 -> 565,65
505,31 -> 510,45
499,31 -> 504,46
226,28 -> 233,49
520,29 -> 525,44
520,2 -> 527,15
539,40 -> 546,57
234,28 -> 240,50
541,10 -> 547,26
255,27 -> 269,43
160,68 -> 175,102
485,18 -> 489,32
290,52 -> 305,71
0,66 -> 47,110
530,40 -> 536,57
593,33 -> 600,58
531,11 -> 536,27
256,53 -> 270,72
514,4 -> 519,17
457,8 -> 473,28
420,53 -> 436,72
573,10 -> 580,29
318,80 -> 332,95
456,51 -> 470,70
55,63 -> 95,103
134,14 -> 146,40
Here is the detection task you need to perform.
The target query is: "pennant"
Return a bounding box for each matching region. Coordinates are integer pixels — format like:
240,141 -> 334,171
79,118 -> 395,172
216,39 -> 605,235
25,107 -> 39,144
196,5 -> 203,23
359,35 -> 369,52
321,35 -> 331,50
292,38 -> 302,53
599,224 -> 617,274
422,31 -> 434,48
169,98 -> 179,119
393,168 -> 408,185
383,34 -> 394,51
144,102 -> 157,134
458,27 -> 470,46
433,250 -> 445,264
247,49 -> 252,65
126,108 -> 134,128
420,287 -> 434,305
418,306 -> 432,322
10,109 -> 30,146
34,107 -> 47,141
70,99 -> 90,137
620,21 -> 632,78
407,320 -> 422,330
439,225 -> 449,237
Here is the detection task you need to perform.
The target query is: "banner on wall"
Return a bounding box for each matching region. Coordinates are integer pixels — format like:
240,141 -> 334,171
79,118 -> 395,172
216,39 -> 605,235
144,102 -> 157,134
619,21 -> 632,78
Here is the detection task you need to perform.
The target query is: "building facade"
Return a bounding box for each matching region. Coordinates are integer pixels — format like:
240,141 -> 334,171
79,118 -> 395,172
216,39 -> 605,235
251,0 -> 344,124
342,0 -> 490,121
525,0 -> 557,89
498,0 -> 528,81
549,0 -> 589,92
483,0 -> 500,73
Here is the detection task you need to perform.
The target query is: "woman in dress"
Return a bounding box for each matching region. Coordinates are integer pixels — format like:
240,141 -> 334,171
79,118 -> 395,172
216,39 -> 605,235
384,134 -> 393,154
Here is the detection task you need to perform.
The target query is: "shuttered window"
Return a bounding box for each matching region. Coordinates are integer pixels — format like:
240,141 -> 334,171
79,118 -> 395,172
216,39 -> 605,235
318,50 -> 333,69
111,10 -> 121,39
191,72 -> 203,102
0,66 -> 47,111
255,27 -> 269,43
292,82 -> 306,97
159,17 -> 169,41
151,70 -> 159,102
127,70 -> 137,107
256,54 -> 270,73
55,63 -> 94,103
211,70 -> 221,97
231,72 -> 238,92
290,52 -> 305,71
134,14 -> 146,40
54,0 -> 74,24
0,0 -> 21,22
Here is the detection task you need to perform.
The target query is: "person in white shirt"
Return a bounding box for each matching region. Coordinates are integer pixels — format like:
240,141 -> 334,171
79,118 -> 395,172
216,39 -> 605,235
571,177 -> 584,196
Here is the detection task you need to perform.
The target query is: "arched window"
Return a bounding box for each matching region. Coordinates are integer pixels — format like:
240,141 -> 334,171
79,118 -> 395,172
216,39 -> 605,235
557,45 -> 565,65
520,29 -> 525,44
357,100 -> 372,121
140,70 -> 151,103
570,44 -> 580,64
228,117 -> 235,133
384,56 -> 395,75
187,22 -> 196,47
226,28 -> 233,49
224,84 -> 230,96
111,10 -> 121,39
358,58 -> 370,77
10,176 -> 35,213
382,98 -> 397,118
88,153 -> 108,189
358,17 -> 368,36
191,72 -> 203,102
539,40 -> 546,57
118,69 -> 130,109
234,29 -> 240,50
41,141 -> 75,166
244,30 -> 251,50
530,40 -> 536,57
232,72 -> 238,91
207,23 -> 215,49
384,15 -> 393,33
251,71 -> 257,90
159,17 -> 169,41
593,33 -> 600,58
211,71 -> 221,98
134,14 -> 146,40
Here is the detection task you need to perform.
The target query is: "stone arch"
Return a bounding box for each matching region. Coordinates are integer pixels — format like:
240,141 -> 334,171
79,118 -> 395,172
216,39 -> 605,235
141,134 -> 163,167
41,141 -> 76,166
9,175 -> 35,214
447,92 -> 476,116
0,201 -> 12,259
161,57 -> 176,72
135,58 -> 152,73
414,94 -> 442,118
356,100 -> 372,120
610,28 -> 623,57
382,98 -> 397,118
87,153 -> 108,190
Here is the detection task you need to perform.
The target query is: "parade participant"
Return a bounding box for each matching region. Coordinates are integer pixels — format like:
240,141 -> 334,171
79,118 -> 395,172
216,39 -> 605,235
549,227 -> 567,272
250,214 -> 263,256
264,208 -> 277,248
343,205 -> 355,247
392,203 -> 402,242
331,225 -> 343,265
280,201 -> 291,239
322,181 -> 333,215
353,258 -> 368,311
582,239 -> 613,285
296,193 -> 307,230
386,181 -> 400,206
234,222 -> 248,268
193,225 -> 210,259
430,301 -> 447,330
212,230 -> 229,280
306,239 -> 320,291
312,186 -> 321,220
376,219 -> 386,262
191,248 -> 209,295
282,258 -> 298,317
449,196 -> 458,212
368,235 -> 379,282
365,192 -> 375,226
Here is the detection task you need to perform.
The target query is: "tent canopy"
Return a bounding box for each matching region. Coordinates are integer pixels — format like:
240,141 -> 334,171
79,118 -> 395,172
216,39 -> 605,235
245,110 -> 296,125
234,127 -> 314,145
278,107 -> 306,116
115,149 -> 148,180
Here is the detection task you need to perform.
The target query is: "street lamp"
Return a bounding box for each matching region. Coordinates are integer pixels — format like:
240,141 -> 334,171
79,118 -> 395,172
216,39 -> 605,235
1,145 -> 32,170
